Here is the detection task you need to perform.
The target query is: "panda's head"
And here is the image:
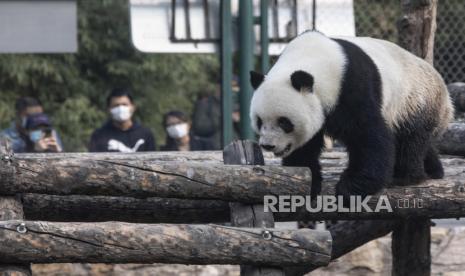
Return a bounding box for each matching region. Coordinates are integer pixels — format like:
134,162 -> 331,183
249,70 -> 325,157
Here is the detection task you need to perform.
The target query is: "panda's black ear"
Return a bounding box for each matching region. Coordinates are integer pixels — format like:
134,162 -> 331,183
290,70 -> 314,93
250,71 -> 265,90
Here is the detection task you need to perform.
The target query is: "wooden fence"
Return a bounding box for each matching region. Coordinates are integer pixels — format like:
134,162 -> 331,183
1,137 -> 465,276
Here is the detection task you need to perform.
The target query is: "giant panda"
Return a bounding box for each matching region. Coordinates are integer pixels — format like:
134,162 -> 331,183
249,31 -> 453,199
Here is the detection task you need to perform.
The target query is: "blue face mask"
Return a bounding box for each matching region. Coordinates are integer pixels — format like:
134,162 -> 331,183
29,130 -> 43,143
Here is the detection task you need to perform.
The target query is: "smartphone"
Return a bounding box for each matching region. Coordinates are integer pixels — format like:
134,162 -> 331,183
43,128 -> 53,138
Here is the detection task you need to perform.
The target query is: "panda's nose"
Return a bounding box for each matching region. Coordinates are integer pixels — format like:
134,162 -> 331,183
260,144 -> 276,151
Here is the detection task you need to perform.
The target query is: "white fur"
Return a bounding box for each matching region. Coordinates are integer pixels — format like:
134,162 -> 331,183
250,32 -> 345,155
334,36 -> 452,129
250,31 -> 453,156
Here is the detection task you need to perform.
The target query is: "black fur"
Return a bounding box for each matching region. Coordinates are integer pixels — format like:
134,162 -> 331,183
290,70 -> 314,92
282,38 -> 445,200
283,38 -> 394,199
327,39 -> 395,198
278,117 -> 294,133
393,113 -> 442,185
283,130 -> 324,199
250,71 -> 265,90
424,146 -> 444,179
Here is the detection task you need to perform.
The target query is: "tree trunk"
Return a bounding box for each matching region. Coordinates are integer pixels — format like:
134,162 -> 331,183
395,0 -> 438,275
397,0 -> 437,63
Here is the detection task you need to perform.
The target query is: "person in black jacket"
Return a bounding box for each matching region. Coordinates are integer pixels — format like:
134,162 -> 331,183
88,88 -> 156,152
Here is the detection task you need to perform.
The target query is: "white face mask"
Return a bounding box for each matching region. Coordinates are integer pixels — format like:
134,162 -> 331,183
110,105 -> 132,122
166,123 -> 188,139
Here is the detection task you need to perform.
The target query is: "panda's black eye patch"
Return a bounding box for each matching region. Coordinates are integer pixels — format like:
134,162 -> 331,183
257,116 -> 263,130
278,117 -> 294,133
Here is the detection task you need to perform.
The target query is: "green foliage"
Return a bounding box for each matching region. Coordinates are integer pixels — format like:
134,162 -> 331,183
0,0 -> 219,151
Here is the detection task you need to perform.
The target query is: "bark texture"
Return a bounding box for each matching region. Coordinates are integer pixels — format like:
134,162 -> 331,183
284,220 -> 398,275
0,221 -> 331,266
16,152 -> 465,222
397,0 -> 437,63
395,0 -> 438,275
21,194 -> 230,223
0,158 -> 310,202
0,138 -> 31,276
225,140 -> 285,276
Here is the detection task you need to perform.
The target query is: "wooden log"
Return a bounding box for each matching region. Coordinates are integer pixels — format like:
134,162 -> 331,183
15,151 -> 225,162
284,220 -> 397,275
18,154 -> 465,222
396,0 -> 437,275
224,140 -> 284,276
0,220 -> 331,266
21,194 -> 230,223
437,123 -> 465,156
0,158 -> 311,201
0,139 -> 31,276
392,219 -> 431,276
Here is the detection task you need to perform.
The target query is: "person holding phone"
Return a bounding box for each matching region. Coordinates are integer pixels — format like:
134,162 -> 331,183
25,113 -> 63,153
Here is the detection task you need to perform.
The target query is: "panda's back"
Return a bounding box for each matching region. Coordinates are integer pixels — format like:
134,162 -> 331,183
335,36 -> 453,132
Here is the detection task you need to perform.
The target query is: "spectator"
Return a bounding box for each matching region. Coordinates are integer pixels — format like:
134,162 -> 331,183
160,110 -> 202,151
89,88 -> 156,152
191,90 -> 221,150
0,96 -> 63,153
24,113 -> 62,153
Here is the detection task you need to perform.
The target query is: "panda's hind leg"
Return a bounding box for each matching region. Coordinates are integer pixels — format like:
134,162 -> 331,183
424,145 -> 444,179
393,128 -> 430,186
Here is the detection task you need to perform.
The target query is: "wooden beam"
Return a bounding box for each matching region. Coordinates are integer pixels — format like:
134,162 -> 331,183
0,221 -> 331,266
0,138 -> 31,276
0,158 -> 311,201
15,151 -> 226,162
392,219 -> 431,276
18,154 -> 465,222
21,194 -> 230,223
224,140 -> 285,276
396,0 -> 438,275
284,220 -> 397,275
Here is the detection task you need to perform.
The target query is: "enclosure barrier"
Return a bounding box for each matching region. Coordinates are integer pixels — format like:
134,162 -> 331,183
1,137 -> 465,276
3,151 -> 465,221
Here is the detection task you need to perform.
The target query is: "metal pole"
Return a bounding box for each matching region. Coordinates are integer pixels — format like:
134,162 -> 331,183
260,0 -> 269,73
221,0 -> 233,146
239,0 -> 255,140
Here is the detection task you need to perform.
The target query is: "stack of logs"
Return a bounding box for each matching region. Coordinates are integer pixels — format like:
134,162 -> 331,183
1,138 -> 465,275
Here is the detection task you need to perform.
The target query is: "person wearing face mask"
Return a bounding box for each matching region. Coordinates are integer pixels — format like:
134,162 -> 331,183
160,110 -> 202,151
1,97 -> 63,153
24,113 -> 63,153
88,88 -> 156,152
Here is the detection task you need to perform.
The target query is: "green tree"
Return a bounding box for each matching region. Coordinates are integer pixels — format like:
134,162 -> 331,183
0,0 -> 219,151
